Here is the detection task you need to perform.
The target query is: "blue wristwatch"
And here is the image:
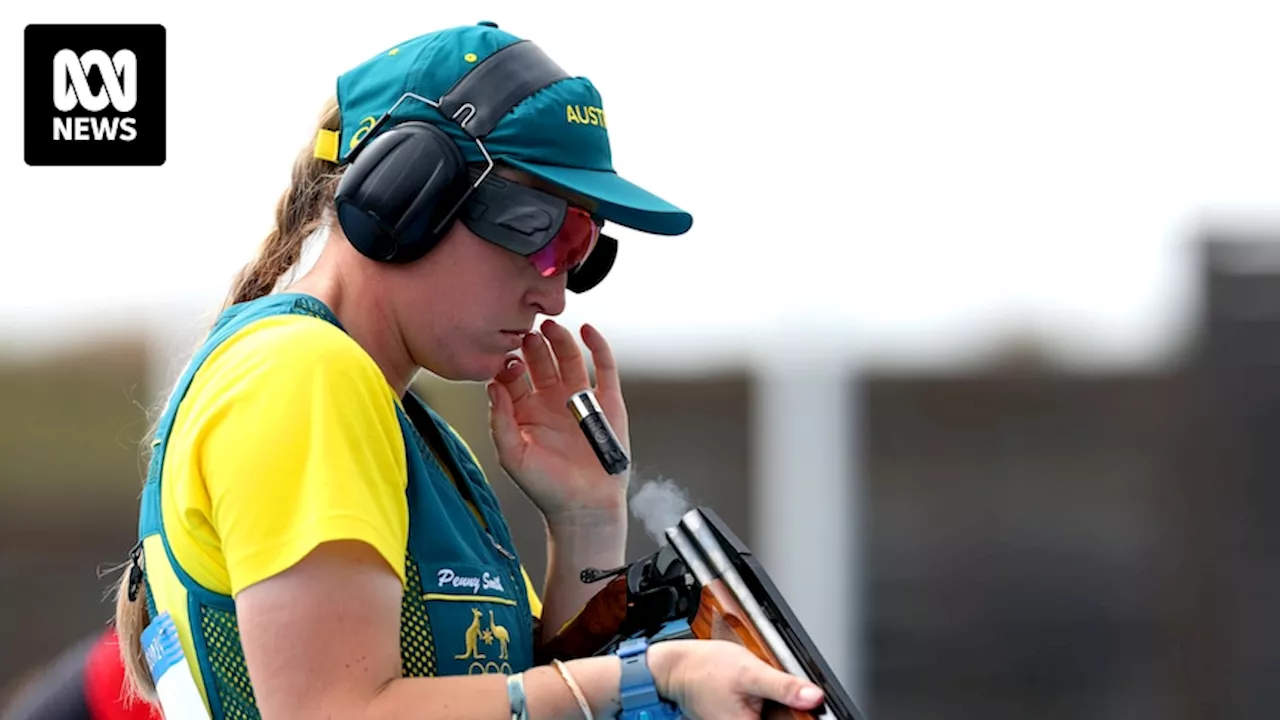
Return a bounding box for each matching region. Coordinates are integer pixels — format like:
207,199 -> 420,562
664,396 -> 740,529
617,637 -> 682,720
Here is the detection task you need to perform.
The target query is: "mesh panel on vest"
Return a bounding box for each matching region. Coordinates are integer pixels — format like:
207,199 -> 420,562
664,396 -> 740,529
400,556 -> 438,677
198,606 -> 259,720
189,553 -> 436,717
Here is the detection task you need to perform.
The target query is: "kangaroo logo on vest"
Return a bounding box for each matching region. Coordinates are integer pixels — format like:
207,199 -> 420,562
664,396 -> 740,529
431,566 -> 516,675
454,606 -> 513,675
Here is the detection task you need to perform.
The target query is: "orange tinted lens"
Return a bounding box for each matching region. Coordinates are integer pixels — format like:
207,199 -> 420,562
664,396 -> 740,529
530,207 -> 600,277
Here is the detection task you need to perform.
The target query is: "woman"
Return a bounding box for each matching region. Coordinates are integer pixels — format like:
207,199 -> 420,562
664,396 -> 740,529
111,21 -> 826,720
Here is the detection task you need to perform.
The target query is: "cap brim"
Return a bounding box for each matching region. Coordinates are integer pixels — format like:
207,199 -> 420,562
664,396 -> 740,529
501,159 -> 693,236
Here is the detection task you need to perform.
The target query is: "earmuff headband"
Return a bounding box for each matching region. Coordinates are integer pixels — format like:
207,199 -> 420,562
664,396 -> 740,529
439,40 -> 571,140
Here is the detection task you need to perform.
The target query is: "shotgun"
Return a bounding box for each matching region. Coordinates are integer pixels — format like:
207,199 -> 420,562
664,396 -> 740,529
537,506 -> 868,720
559,389 -> 866,719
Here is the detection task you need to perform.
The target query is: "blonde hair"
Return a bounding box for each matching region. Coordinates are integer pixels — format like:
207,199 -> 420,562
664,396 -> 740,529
110,96 -> 346,704
224,98 -> 346,308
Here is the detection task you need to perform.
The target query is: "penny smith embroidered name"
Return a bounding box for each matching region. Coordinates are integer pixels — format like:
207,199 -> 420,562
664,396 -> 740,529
437,568 -> 506,594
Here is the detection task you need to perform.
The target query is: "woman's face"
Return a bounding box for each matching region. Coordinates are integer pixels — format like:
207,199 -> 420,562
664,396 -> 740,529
386,167 -> 597,382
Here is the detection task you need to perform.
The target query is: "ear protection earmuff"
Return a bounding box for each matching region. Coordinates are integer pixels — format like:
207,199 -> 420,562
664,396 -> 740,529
333,39 -> 571,265
334,122 -> 468,263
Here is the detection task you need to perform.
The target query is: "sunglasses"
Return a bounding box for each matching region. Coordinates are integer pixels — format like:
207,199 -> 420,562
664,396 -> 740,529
460,169 -> 603,278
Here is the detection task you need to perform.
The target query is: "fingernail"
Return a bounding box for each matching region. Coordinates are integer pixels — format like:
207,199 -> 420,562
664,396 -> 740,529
798,686 -> 823,704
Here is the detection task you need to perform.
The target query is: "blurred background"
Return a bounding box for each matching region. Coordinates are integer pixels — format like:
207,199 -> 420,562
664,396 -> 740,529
3,2 -> 1280,718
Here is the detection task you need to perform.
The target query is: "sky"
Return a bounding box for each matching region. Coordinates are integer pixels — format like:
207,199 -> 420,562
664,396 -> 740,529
2,1 -> 1278,371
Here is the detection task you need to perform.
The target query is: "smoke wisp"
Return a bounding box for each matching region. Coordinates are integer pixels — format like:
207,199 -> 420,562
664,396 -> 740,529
629,476 -> 692,546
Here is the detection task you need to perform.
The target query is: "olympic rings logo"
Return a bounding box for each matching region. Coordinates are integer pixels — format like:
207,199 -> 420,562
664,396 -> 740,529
468,661 -> 514,675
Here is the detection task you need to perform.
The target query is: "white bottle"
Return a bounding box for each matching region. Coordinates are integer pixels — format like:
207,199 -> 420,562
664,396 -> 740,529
141,611 -> 213,720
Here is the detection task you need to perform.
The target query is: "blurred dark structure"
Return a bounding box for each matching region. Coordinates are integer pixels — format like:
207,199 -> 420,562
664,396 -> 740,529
863,368 -> 1181,719
3,232 -> 1279,718
1169,235 -> 1280,719
0,337 -> 153,705
862,232 -> 1280,720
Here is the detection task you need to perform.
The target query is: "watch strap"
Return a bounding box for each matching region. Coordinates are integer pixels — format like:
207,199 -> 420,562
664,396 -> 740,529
617,637 -> 682,720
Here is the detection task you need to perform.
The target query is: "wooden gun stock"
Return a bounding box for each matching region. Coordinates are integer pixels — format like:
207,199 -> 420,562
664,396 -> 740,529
692,579 -> 818,720
535,574 -> 630,665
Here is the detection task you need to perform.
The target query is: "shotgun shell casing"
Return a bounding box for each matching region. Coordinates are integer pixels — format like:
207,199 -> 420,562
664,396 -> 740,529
568,389 -> 630,475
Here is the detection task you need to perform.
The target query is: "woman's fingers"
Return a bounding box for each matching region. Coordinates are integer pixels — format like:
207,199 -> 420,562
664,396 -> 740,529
486,381 -> 523,464
580,323 -> 621,396
522,331 -> 561,390
494,356 -> 532,405
741,664 -> 824,712
496,324 -> 625,443
541,319 -> 590,393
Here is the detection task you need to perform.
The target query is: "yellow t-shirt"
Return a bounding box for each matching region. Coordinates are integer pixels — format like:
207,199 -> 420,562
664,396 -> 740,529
144,312 -> 541,705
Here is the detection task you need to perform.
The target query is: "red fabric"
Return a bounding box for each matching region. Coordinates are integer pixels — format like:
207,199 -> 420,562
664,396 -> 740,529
82,628 -> 161,720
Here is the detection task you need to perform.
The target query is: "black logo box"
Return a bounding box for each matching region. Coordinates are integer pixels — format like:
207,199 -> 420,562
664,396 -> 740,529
24,24 -> 166,167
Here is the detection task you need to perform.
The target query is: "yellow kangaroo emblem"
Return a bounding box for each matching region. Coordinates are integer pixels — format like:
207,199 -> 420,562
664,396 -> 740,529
455,607 -> 486,660
487,609 -> 510,660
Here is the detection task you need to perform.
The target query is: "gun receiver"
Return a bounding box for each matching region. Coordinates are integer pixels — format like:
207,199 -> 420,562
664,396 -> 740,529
540,507 -> 867,720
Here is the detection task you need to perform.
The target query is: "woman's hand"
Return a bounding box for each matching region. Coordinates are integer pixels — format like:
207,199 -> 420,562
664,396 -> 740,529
487,318 -> 630,523
647,639 -> 827,720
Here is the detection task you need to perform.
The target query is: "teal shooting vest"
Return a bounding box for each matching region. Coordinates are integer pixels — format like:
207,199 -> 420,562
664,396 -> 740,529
136,293 -> 536,719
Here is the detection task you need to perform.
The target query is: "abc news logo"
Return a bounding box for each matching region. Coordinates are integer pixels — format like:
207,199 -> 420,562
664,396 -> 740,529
53,49 -> 139,142
25,24 -> 166,166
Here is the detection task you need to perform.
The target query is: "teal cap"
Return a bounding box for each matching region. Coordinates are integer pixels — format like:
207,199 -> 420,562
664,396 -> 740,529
328,22 -> 692,236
